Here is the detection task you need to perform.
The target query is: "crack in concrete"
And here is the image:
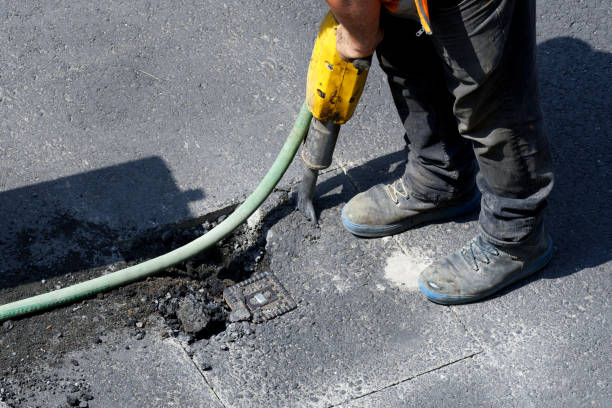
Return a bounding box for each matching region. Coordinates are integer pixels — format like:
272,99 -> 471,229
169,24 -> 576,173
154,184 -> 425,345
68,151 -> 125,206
450,305 -> 484,351
181,343 -> 229,408
329,350 -> 484,407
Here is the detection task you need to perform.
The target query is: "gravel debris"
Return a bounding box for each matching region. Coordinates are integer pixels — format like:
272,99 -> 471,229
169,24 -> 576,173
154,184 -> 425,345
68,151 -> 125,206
81,392 -> 94,401
177,297 -> 212,334
0,207 -> 275,405
66,394 -> 79,406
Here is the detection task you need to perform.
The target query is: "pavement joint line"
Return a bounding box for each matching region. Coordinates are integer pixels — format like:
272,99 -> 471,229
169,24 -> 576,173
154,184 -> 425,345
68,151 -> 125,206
449,305 -> 484,351
178,342 -> 229,408
336,157 -> 381,285
338,157 -> 409,283
328,350 -> 484,408
337,158 -> 361,188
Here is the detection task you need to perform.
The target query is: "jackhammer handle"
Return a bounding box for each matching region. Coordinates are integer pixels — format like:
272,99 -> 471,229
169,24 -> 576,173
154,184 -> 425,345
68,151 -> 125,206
352,56 -> 373,73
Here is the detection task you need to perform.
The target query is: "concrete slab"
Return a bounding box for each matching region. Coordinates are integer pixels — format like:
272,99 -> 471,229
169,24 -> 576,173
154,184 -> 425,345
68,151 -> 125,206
5,317 -> 224,408
446,264 -> 611,404
190,170 -> 480,407
341,265 -> 612,408
339,333 -> 610,408
343,141 -> 611,408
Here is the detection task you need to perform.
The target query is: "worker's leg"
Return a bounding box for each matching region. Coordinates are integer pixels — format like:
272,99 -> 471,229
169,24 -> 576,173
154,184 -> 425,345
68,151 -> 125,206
341,14 -> 480,238
418,0 -> 555,304
376,14 -> 477,202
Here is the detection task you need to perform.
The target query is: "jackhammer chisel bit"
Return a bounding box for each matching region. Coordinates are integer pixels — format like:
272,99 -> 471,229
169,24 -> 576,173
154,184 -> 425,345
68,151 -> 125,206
296,119 -> 340,224
296,167 -> 318,223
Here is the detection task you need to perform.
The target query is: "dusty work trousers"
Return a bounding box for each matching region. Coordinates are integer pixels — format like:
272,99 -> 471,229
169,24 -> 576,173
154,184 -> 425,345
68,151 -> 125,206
377,0 -> 554,246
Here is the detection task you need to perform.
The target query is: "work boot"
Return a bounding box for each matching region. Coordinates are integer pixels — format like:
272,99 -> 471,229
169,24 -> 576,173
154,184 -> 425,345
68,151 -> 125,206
341,178 -> 481,238
418,231 -> 553,305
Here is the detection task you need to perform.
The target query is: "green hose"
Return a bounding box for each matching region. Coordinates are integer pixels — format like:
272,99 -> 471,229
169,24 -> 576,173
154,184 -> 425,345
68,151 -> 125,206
0,102 -> 313,322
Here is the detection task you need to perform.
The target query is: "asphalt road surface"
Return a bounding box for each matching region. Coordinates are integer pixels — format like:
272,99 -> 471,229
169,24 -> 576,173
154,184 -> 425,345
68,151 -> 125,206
1,1 -> 610,407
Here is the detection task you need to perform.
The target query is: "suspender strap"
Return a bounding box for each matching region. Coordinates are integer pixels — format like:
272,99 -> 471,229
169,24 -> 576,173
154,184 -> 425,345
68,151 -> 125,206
414,0 -> 432,34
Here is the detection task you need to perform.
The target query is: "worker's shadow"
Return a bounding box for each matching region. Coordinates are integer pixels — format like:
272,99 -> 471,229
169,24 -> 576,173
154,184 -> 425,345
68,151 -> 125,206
472,37 -> 612,300
0,157 -> 204,291
526,37 -> 612,280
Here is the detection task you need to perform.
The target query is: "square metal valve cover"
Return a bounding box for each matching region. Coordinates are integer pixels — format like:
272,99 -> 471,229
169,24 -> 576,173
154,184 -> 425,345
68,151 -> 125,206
223,271 -> 297,323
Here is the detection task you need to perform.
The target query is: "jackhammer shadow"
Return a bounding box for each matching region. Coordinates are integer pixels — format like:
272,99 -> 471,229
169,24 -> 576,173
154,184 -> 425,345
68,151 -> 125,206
310,147 -> 410,220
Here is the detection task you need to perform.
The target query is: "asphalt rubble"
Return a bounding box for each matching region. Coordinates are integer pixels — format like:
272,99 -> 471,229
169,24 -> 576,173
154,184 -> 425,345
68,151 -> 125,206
0,192 -> 288,408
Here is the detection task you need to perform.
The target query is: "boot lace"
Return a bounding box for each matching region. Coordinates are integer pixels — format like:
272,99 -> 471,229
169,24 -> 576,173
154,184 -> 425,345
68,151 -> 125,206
461,236 -> 500,271
384,179 -> 409,205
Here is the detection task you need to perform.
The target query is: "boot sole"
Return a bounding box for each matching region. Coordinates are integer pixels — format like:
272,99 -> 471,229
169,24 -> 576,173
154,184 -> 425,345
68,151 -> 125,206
341,191 -> 481,238
418,235 -> 554,305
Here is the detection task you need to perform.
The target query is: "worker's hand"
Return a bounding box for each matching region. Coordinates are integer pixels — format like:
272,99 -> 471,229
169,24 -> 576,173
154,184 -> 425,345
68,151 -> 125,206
326,0 -> 383,62
335,23 -> 383,62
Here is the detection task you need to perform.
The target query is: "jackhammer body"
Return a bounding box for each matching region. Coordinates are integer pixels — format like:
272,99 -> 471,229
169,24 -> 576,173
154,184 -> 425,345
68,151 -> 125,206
297,11 -> 371,223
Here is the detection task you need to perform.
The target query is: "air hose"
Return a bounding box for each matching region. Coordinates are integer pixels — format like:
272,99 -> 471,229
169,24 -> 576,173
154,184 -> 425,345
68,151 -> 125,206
0,102 -> 313,322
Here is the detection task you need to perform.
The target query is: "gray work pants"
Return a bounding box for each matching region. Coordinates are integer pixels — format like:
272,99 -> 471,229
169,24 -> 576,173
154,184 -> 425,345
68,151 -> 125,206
377,0 -> 554,246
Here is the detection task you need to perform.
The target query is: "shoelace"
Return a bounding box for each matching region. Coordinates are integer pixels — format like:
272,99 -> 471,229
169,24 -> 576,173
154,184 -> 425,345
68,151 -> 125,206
461,237 -> 500,271
384,178 -> 409,204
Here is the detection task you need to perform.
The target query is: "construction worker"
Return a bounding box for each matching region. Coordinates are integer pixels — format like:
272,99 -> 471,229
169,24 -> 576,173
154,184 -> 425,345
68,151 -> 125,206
328,0 -> 555,304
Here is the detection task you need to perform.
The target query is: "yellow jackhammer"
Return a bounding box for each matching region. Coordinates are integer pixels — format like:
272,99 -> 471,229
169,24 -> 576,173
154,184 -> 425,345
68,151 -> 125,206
297,11 -> 372,223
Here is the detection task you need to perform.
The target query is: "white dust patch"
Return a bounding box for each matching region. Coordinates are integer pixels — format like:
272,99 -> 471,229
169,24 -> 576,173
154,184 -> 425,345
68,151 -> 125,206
383,250 -> 431,290
246,209 -> 263,230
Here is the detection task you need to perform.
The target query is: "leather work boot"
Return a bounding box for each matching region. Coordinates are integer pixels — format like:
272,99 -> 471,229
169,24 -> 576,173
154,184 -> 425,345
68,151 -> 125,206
341,178 -> 481,238
418,231 -> 553,305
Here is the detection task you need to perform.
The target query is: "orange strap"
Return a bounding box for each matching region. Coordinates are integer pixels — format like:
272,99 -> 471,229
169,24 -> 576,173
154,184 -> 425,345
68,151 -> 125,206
414,0 -> 432,34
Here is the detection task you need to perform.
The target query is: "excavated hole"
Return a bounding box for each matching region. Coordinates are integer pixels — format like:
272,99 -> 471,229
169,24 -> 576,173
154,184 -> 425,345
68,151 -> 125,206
119,214 -> 271,341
